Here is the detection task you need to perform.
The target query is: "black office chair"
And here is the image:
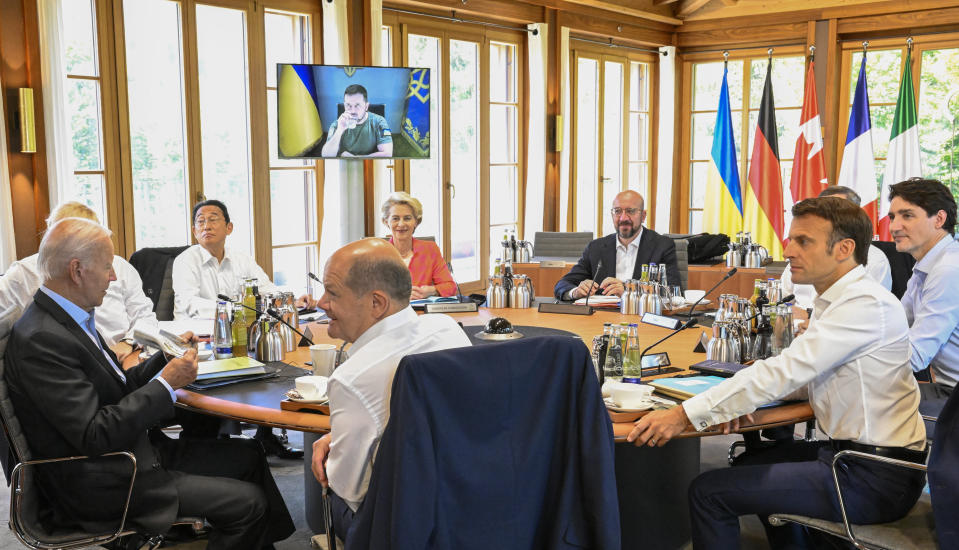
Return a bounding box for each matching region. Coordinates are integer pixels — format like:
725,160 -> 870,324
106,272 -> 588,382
0,306 -> 202,550
128,246 -> 189,321
766,388 -> 959,549
871,240 -> 915,300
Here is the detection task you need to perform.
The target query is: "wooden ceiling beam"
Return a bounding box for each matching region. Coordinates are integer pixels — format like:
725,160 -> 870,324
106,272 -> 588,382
676,20 -> 807,48
560,0 -> 682,25
383,0 -> 544,24
563,11 -> 674,47
517,0 -> 679,29
653,0 -> 679,5
676,0 -> 713,18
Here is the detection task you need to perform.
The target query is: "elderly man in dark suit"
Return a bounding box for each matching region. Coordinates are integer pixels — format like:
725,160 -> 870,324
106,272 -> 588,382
554,190 -> 680,300
3,217 -> 294,549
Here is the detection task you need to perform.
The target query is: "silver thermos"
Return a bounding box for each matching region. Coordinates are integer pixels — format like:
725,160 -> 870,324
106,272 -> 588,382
508,274 -> 534,308
620,279 -> 640,315
706,321 -> 741,363
486,276 -> 508,308
254,317 -> 285,362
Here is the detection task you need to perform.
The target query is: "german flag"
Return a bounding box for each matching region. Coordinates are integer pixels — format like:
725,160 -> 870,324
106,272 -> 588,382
744,60 -> 784,259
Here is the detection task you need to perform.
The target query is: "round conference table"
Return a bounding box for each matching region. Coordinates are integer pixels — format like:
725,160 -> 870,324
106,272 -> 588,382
172,301 -> 813,549
173,303 -> 813,440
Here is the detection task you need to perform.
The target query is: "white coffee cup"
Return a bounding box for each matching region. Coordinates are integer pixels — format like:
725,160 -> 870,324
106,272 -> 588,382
310,344 -> 338,377
684,289 -> 706,304
609,382 -> 655,409
294,375 -> 329,401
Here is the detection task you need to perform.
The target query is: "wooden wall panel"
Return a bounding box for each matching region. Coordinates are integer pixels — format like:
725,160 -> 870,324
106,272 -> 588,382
563,12 -> 673,46
676,22 -> 808,49
836,6 -> 959,36
1,0 -> 47,259
383,0 -> 543,24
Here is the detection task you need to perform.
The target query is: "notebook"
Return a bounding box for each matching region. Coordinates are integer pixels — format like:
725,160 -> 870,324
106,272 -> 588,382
196,356 -> 268,381
688,360 -> 750,378
649,376 -> 725,401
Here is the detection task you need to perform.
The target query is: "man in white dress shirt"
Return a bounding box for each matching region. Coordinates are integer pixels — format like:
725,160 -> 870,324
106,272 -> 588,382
172,199 -> 315,456
172,199 -> 314,320
310,238 -> 471,539
0,201 -> 158,365
780,185 -> 892,309
629,197 -> 926,549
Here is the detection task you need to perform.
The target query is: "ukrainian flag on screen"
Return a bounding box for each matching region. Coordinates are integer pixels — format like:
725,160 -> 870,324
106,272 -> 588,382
402,68 -> 430,157
278,64 -> 323,157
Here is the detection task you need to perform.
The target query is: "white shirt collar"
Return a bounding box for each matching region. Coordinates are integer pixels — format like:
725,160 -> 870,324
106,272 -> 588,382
814,264 -> 865,313
913,234 -> 956,275
349,306 -> 418,356
198,244 -> 232,267
615,227 -> 643,252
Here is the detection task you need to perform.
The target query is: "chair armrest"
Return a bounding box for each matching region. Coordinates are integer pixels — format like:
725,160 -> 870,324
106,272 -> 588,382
10,451 -> 138,547
829,449 -> 927,549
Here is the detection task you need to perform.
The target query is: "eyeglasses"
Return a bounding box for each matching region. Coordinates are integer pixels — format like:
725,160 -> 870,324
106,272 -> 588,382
194,216 -> 223,228
611,208 -> 642,217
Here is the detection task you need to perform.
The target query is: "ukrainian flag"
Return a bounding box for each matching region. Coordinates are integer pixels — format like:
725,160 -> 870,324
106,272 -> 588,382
402,68 -> 430,157
277,64 -> 323,157
703,66 -> 744,236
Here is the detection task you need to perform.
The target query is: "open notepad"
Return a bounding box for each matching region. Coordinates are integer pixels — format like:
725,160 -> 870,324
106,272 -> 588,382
573,295 -> 620,308
196,356 -> 268,381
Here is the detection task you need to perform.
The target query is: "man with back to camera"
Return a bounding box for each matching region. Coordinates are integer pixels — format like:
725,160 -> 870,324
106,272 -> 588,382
321,84 -> 393,158
553,190 -> 681,300
4,218 -> 295,549
780,185 -> 892,309
888,178 -> 959,399
309,238 -> 471,539
627,197 -> 926,549
172,198 -> 316,457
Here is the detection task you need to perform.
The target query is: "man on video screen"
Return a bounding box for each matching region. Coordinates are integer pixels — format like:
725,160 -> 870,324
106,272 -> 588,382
322,84 -> 393,158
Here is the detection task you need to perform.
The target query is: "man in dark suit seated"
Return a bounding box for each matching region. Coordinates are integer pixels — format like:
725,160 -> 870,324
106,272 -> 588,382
554,190 -> 680,300
4,217 -> 295,549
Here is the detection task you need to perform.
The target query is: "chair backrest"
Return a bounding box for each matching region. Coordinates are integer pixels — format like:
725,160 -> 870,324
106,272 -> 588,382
348,336 -> 620,549
870,241 -> 915,299
672,238 -> 689,291
928,386 -> 959,547
532,231 -> 593,261
128,246 -> 189,321
0,305 -> 54,542
336,104 -> 387,118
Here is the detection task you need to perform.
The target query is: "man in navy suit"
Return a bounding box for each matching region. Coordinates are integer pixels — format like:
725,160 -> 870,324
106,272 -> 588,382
4,217 -> 294,549
554,190 -> 680,300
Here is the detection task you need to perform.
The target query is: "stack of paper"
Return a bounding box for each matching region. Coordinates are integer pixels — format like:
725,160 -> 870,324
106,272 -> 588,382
196,356 -> 268,381
573,295 -> 620,308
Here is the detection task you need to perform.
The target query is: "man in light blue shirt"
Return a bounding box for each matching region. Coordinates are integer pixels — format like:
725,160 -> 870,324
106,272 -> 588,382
889,178 -> 959,397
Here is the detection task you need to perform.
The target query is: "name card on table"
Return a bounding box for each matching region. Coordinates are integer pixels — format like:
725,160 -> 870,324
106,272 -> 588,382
641,312 -> 682,330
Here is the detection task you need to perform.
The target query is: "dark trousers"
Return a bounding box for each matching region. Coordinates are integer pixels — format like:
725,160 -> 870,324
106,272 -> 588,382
689,440 -> 926,550
155,436 -> 296,549
328,490 -> 356,543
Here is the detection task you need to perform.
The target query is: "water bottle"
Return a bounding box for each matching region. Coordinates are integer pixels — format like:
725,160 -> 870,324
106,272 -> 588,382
603,325 -> 624,382
622,324 -> 642,383
213,300 -> 233,359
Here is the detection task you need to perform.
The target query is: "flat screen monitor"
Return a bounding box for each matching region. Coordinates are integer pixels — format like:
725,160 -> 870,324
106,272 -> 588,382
276,64 -> 430,159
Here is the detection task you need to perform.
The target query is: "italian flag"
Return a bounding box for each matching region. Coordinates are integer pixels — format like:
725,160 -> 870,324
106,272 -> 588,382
880,49 -> 922,240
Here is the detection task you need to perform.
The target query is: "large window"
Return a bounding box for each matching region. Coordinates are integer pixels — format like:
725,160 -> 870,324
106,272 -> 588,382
683,50 -> 803,233
63,0 -> 108,224
265,8 -> 318,294
569,44 -> 655,235
385,14 -> 525,289
54,0 -> 321,287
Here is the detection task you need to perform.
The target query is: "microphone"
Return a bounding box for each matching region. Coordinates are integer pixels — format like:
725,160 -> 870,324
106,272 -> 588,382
640,318 -> 698,376
217,293 -> 314,346
683,267 -> 738,319
421,263 -> 477,313
538,260 -> 602,315
582,259 -> 604,311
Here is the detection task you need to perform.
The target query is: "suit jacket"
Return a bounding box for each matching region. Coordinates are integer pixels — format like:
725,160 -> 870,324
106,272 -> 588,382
4,290 -> 179,534
553,228 -> 680,300
347,336 -> 620,550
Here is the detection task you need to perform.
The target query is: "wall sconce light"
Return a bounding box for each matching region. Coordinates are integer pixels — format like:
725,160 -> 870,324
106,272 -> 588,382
18,88 -> 36,154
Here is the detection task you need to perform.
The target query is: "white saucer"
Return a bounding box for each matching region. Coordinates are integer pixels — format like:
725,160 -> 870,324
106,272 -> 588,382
286,396 -> 328,405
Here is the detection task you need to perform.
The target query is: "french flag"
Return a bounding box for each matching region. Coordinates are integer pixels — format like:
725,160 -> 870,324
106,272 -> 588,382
837,54 -> 878,232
